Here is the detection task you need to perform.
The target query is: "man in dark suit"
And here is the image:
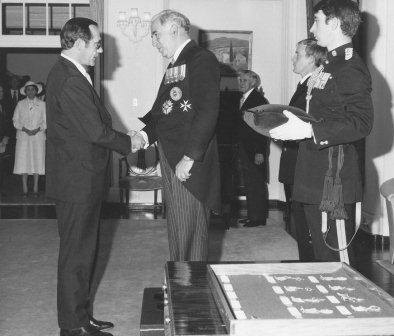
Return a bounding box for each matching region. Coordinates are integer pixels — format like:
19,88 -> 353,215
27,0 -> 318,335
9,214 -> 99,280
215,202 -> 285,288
46,17 -> 134,336
279,38 -> 327,261
270,0 -> 373,266
237,70 -> 269,227
132,10 -> 221,261
3,75 -> 23,172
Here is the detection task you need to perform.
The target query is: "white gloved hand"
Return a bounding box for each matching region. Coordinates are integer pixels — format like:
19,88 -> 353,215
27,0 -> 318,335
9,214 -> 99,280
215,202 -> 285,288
269,110 -> 312,140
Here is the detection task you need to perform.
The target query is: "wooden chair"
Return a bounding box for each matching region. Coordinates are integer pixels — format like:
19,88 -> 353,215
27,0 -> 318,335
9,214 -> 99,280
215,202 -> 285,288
119,144 -> 165,218
380,177 -> 394,264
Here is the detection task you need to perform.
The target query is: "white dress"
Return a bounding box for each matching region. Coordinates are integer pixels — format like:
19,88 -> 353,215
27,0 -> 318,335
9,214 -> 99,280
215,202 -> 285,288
13,98 -> 46,175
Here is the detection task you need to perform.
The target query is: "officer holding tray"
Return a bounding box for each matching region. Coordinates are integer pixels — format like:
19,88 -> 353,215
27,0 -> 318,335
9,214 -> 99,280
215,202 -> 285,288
268,0 -> 373,266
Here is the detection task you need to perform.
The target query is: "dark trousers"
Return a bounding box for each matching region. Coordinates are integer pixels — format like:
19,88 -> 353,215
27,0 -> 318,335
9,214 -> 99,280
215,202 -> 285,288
238,145 -> 268,221
56,199 -> 102,329
296,203 -> 356,266
292,201 -> 315,262
158,143 -> 210,261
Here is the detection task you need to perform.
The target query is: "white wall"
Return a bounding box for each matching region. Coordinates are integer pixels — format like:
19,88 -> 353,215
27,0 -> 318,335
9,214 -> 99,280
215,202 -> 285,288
104,0 -> 307,203
7,52 -> 58,83
361,0 -> 394,235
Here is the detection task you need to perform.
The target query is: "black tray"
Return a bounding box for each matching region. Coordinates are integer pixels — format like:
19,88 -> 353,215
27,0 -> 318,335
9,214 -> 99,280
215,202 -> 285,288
245,104 -> 317,137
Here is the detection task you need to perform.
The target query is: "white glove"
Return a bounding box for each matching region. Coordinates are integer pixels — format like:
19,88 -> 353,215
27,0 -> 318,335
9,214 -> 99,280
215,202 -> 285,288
269,110 -> 312,140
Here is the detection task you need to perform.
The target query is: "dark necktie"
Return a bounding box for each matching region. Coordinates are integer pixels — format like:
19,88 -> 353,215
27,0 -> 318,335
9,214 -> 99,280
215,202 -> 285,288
12,90 -> 17,103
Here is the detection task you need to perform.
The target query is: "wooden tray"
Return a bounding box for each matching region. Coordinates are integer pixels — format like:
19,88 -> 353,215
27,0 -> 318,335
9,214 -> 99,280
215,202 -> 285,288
208,262 -> 394,336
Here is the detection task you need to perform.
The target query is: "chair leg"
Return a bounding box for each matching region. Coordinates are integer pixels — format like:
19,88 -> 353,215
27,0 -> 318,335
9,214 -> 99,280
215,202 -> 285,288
153,190 -> 158,219
161,190 -> 166,219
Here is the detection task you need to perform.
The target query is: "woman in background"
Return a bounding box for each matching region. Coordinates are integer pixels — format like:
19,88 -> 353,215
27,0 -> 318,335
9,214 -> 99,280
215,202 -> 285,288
13,81 -> 46,196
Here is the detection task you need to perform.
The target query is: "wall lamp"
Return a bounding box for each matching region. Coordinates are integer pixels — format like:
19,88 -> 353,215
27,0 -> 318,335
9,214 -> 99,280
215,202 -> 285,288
117,8 -> 151,43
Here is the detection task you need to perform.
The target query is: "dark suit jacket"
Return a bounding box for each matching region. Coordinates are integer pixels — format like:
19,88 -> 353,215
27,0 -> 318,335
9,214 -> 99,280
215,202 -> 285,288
293,43 -> 374,204
278,81 -> 308,184
238,89 -> 270,179
141,40 -> 221,213
45,56 -> 131,203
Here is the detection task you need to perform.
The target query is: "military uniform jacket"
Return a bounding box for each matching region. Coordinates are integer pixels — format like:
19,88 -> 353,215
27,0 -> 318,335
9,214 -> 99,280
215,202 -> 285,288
45,56 -> 131,203
238,89 -> 270,180
141,40 -> 221,213
278,80 -> 308,184
293,43 -> 374,204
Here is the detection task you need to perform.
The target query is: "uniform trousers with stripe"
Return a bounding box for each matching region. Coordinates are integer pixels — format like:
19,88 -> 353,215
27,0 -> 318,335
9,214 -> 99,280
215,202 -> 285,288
56,198 -> 102,329
158,143 -> 211,261
295,203 -> 356,267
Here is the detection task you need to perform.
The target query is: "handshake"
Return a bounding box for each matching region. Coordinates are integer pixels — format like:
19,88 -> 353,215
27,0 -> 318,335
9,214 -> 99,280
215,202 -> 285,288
128,130 -> 146,153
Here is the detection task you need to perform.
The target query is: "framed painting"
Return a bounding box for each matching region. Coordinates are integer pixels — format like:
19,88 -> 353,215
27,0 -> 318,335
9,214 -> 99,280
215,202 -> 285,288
199,30 -> 253,77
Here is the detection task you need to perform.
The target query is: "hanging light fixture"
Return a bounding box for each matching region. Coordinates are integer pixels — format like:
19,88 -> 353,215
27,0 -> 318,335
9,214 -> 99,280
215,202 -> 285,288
117,8 -> 151,43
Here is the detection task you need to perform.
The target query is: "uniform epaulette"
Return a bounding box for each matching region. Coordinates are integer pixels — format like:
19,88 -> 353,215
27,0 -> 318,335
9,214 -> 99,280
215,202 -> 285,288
345,48 -> 353,60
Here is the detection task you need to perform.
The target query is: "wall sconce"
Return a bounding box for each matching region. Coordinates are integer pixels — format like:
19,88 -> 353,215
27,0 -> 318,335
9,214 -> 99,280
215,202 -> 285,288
117,8 -> 151,43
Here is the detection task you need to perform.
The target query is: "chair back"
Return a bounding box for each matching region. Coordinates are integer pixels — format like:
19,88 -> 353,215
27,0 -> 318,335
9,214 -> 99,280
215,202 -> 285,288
380,177 -> 394,264
124,143 -> 160,177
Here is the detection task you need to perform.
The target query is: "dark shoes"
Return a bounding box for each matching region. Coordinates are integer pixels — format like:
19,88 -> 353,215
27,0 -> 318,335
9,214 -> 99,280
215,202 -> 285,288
60,324 -> 113,336
89,316 -> 114,330
240,219 -> 267,227
60,317 -> 114,336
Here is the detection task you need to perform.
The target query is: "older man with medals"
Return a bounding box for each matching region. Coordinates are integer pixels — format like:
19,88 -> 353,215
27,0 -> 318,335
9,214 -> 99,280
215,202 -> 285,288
131,9 -> 221,261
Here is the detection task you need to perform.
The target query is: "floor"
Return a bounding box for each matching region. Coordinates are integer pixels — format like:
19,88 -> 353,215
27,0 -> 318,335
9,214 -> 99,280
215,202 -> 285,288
1,173 -> 394,335
1,200 -> 393,293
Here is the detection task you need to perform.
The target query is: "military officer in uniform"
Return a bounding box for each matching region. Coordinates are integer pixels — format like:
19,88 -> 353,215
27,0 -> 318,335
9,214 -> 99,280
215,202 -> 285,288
270,0 -> 373,266
132,10 -> 221,261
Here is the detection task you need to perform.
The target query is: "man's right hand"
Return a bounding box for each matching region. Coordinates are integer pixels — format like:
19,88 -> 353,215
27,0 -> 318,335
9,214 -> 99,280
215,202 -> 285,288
128,130 -> 146,153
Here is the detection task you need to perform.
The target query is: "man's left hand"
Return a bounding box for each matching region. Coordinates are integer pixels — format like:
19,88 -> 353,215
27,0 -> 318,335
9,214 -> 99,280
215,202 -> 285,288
175,156 -> 194,182
269,110 -> 312,140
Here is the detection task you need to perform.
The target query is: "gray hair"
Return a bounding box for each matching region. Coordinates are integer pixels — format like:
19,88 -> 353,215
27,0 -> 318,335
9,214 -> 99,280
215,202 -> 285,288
152,9 -> 190,33
297,38 -> 327,67
238,70 -> 261,89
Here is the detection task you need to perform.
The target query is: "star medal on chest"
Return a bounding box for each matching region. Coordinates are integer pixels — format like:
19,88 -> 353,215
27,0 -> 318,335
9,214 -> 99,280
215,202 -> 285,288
170,87 -> 182,101
162,100 -> 173,115
180,99 -> 192,112
165,64 -> 186,85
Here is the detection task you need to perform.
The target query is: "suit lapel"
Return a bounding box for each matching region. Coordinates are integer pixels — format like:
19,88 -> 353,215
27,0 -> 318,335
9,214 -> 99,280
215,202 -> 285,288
289,81 -> 307,106
59,57 -> 112,122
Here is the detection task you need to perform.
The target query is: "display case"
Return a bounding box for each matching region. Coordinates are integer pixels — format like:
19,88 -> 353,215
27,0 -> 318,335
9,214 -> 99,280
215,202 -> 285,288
163,262 -> 394,336
208,262 -> 394,336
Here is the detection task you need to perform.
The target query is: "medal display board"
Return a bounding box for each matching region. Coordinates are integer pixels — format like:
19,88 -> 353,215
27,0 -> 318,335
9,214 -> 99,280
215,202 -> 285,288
208,263 -> 394,336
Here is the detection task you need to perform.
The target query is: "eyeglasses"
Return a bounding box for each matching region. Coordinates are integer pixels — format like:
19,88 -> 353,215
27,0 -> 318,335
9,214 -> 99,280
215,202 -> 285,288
92,40 -> 102,50
84,39 -> 102,50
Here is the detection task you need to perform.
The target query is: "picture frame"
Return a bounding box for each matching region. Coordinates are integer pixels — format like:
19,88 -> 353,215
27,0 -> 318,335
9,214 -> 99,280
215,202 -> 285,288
199,30 -> 253,77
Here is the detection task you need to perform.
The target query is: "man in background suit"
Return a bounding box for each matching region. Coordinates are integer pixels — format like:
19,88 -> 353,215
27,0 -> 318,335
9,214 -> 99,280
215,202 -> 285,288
46,17 -> 135,336
237,70 -> 269,227
279,38 -> 327,261
132,10 -> 221,261
3,75 -> 23,172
